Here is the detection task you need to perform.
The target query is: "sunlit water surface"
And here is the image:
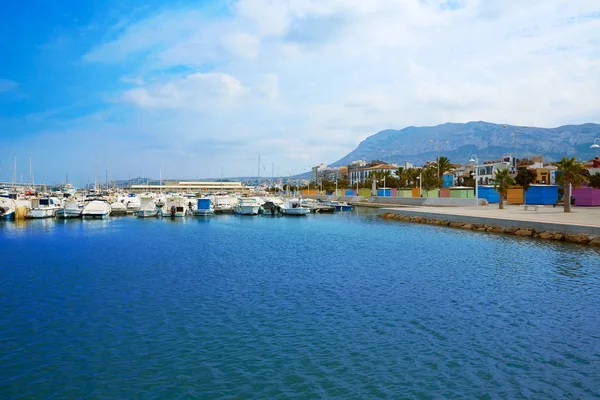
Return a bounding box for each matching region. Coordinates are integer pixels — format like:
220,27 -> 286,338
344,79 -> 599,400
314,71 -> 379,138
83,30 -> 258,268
1,210 -> 599,399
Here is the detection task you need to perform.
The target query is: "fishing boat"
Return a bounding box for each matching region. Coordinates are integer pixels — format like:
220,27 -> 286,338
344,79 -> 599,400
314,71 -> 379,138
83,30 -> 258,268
280,198 -> 310,216
235,197 -> 261,215
193,198 -> 214,216
56,199 -> 83,219
27,196 -> 62,218
82,198 -> 111,219
136,197 -> 158,218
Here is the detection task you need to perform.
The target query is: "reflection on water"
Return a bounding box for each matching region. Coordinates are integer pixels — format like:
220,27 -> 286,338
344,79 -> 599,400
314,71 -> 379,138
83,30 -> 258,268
1,211 -> 599,399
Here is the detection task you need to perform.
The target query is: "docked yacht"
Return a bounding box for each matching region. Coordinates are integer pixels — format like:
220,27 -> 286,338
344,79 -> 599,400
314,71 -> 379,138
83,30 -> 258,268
0,197 -> 16,220
161,196 -> 188,218
213,194 -> 236,213
82,198 -> 111,219
280,198 -> 310,216
56,199 -> 83,219
136,197 -> 158,218
125,194 -> 141,213
235,197 -> 261,215
109,201 -> 128,216
193,198 -> 214,216
27,197 -> 62,218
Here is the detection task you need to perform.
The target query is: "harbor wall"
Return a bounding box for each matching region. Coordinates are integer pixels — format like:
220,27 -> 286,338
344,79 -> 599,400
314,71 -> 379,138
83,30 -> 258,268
378,208 -> 600,245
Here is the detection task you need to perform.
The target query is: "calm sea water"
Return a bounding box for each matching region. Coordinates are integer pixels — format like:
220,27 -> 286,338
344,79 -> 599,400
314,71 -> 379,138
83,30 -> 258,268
1,210 -> 599,399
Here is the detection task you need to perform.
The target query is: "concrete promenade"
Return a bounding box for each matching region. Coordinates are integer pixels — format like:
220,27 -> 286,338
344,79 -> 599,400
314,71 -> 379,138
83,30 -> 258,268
379,204 -> 600,236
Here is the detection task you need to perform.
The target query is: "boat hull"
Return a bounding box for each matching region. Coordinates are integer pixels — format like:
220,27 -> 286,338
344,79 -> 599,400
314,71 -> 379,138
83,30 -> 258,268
1,210 -> 15,220
193,209 -> 214,216
27,208 -> 57,219
82,212 -> 109,219
136,209 -> 158,218
235,205 -> 260,215
281,207 -> 310,216
56,209 -> 82,219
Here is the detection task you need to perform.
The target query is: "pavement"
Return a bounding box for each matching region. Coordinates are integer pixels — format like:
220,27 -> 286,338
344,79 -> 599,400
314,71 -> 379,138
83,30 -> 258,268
379,204 -> 600,235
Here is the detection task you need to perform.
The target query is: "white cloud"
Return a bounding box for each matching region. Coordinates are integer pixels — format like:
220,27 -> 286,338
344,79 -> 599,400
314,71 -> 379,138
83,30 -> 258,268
122,72 -> 246,109
77,0 -> 600,177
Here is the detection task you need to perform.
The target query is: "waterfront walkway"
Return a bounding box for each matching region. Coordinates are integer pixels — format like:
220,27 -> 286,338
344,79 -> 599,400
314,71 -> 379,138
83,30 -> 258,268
379,205 -> 600,235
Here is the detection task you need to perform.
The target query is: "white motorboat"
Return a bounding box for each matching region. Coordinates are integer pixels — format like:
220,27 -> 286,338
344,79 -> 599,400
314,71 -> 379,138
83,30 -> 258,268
280,198 -> 310,216
213,194 -> 236,213
125,193 -> 141,213
82,198 -> 111,219
109,201 -> 128,215
161,196 -> 188,217
0,197 -> 16,220
193,198 -> 214,216
27,197 -> 62,218
136,197 -> 158,218
235,197 -> 261,215
56,199 -> 83,219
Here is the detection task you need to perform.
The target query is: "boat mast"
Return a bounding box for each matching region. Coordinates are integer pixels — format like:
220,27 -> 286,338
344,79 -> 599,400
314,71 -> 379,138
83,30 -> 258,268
29,155 -> 34,192
258,155 -> 260,187
13,157 -> 16,188
159,165 -> 162,194
105,160 -> 109,192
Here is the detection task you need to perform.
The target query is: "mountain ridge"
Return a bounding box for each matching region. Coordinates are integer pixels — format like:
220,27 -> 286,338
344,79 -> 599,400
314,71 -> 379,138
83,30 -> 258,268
331,121 -> 600,167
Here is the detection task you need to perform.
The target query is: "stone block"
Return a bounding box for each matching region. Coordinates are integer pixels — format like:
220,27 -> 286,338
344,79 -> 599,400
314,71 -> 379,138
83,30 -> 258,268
514,229 -> 534,237
565,233 -> 590,244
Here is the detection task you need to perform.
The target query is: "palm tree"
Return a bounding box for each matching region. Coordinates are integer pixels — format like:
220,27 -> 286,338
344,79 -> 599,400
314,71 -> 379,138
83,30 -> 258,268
552,157 -> 589,212
492,168 -> 515,210
431,156 -> 454,180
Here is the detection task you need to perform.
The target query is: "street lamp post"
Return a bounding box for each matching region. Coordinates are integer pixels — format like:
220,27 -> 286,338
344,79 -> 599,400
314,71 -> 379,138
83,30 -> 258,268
469,155 -> 479,207
428,139 -> 449,180
502,125 -> 528,172
591,138 -> 600,149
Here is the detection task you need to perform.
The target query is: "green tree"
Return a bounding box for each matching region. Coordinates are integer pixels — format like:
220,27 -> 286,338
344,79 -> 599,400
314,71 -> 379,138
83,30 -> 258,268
421,167 -> 439,194
515,167 -> 537,203
552,157 -> 589,212
589,172 -> 600,189
492,168 -> 515,210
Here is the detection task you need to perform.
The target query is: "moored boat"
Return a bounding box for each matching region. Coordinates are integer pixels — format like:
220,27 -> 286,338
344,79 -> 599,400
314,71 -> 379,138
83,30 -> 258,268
82,198 -> 111,219
27,197 -> 61,218
0,197 -> 16,220
280,198 -> 310,216
136,197 -> 158,218
235,197 -> 261,215
193,198 -> 214,216
56,199 -> 83,219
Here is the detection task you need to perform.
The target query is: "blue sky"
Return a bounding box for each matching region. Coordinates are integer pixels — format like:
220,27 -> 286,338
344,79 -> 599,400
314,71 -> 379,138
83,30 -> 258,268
1,0 -> 599,185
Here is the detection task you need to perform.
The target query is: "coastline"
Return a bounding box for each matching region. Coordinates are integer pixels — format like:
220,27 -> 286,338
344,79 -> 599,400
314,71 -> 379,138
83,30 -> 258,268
378,205 -> 600,246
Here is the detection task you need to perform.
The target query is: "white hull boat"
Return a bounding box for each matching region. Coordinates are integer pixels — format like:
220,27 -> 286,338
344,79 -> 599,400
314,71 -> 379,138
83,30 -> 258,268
82,200 -> 111,219
26,197 -> 61,219
109,202 -> 128,215
137,197 -> 158,218
280,198 -> 310,216
57,200 -> 83,219
235,198 -> 261,215
136,209 -> 159,218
